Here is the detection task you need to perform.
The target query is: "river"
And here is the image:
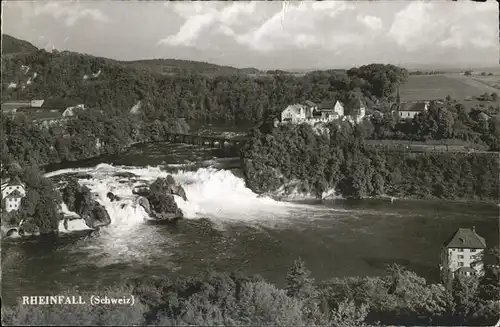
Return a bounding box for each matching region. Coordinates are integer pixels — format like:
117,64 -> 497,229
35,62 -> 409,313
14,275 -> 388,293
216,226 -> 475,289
1,137 -> 498,306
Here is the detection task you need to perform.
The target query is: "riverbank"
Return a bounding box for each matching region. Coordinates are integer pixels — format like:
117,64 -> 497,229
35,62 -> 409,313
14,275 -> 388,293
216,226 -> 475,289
241,125 -> 500,204
2,262 -> 499,326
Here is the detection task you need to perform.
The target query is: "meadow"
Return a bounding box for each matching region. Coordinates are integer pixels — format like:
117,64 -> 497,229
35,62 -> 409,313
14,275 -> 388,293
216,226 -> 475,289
400,75 -> 499,101
472,75 -> 500,90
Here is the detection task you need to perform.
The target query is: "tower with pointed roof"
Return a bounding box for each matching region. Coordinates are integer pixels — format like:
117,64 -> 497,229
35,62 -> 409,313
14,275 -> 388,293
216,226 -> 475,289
440,226 -> 487,289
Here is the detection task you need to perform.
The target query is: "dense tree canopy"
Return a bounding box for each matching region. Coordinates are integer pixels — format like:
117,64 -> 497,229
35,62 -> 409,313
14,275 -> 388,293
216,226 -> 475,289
2,50 -> 408,122
0,109 -> 189,171
368,101 -> 500,151
242,123 -> 499,201
2,259 -> 498,326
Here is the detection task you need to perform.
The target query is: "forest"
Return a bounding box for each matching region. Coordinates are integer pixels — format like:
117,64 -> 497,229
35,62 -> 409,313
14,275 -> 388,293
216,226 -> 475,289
242,122 -> 499,201
2,256 -> 499,326
0,109 -> 190,172
364,100 -> 500,151
2,48 -> 407,122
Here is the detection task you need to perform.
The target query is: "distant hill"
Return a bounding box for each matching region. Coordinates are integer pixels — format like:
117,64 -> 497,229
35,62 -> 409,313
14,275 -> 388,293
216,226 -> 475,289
1,34 -> 39,55
120,59 -> 261,76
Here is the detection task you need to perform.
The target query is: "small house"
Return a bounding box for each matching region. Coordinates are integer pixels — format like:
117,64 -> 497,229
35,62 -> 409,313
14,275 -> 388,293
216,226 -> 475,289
4,189 -> 24,212
130,101 -> 142,115
281,104 -> 308,124
440,227 -> 486,289
1,176 -> 26,199
312,100 -> 344,122
62,104 -> 86,117
30,99 -> 45,108
397,101 -> 429,119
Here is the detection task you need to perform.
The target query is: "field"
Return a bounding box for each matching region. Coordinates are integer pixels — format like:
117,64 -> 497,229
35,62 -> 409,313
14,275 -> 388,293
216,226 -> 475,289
471,75 -> 500,91
399,75 -> 499,101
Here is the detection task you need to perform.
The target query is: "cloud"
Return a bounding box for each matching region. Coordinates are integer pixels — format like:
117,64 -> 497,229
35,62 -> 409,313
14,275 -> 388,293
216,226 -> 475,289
357,15 -> 382,30
16,1 -> 110,27
388,1 -> 497,51
235,1 -> 357,52
387,1 -> 442,51
158,1 -> 257,47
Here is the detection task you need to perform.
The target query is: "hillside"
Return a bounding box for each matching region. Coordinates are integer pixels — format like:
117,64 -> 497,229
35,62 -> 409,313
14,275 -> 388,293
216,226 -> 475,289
120,59 -> 260,76
399,75 -> 500,101
1,34 -> 38,56
1,36 -> 408,123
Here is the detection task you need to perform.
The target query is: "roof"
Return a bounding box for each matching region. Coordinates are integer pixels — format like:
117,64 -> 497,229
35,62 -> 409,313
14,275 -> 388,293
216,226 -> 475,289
29,110 -> 64,120
5,189 -> 23,198
399,101 -> 427,112
1,102 -> 30,111
283,104 -> 304,115
304,100 -> 317,107
31,100 -> 45,107
7,176 -> 23,187
444,228 -> 486,249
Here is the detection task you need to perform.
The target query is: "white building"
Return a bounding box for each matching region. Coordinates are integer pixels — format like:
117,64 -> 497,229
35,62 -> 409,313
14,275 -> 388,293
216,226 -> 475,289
62,104 -> 86,117
130,101 -> 143,115
30,99 -> 45,108
280,98 -> 367,126
440,227 -> 486,289
1,177 -> 26,213
281,104 -> 308,124
397,101 -> 429,119
281,100 -> 345,125
4,189 -> 24,212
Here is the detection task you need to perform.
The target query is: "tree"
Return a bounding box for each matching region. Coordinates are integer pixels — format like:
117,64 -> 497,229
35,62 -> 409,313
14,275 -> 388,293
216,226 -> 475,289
478,247 -> 500,302
285,258 -> 318,300
18,166 -> 62,234
452,274 -> 479,322
329,299 -> 369,327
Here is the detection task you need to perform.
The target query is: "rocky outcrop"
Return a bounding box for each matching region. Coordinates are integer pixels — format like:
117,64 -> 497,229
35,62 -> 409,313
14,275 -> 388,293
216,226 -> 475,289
107,192 -> 120,202
134,175 -> 187,221
61,178 -> 111,230
136,196 -> 151,213
82,205 -> 111,229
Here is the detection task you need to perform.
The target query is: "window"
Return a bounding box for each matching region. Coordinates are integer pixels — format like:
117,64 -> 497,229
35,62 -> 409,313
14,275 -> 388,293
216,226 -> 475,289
471,249 -> 476,252
459,262 -> 464,267
458,249 -> 464,252
458,255 -> 464,259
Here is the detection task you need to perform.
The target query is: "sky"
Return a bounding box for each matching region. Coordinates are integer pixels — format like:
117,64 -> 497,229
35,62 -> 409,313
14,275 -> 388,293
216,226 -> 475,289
2,0 -> 499,70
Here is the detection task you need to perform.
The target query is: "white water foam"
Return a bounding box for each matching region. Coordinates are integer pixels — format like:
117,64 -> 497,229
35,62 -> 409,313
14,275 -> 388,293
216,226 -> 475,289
46,164 -> 303,227
59,202 -> 90,232
46,163 -> 360,234
41,163 -> 359,265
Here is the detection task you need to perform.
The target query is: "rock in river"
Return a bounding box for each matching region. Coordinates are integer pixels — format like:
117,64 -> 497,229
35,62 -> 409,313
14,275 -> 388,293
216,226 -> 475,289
135,175 -> 187,222
61,178 -> 112,230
